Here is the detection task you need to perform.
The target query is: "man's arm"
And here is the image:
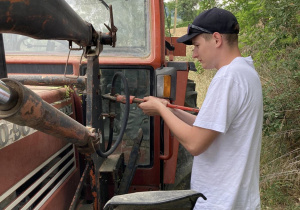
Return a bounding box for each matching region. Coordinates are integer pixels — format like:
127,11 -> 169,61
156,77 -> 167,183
139,96 -> 219,156
139,97 -> 197,125
171,109 -> 197,126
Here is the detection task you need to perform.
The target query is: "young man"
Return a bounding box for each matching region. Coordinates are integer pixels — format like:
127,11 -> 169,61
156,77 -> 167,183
139,7 -> 263,209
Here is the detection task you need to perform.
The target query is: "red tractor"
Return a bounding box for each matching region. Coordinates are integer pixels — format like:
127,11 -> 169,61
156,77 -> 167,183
0,0 -> 203,209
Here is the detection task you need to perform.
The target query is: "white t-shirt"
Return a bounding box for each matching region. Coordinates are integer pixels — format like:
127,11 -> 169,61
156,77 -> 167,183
192,56 -> 263,210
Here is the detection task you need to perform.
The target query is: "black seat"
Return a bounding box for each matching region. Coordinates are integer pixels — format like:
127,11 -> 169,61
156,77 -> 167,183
104,190 -> 206,210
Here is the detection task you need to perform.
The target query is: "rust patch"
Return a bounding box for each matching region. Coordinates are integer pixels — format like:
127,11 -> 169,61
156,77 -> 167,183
89,170 -> 96,186
24,106 -> 34,115
42,20 -> 49,30
6,9 -> 13,23
9,0 -> 30,5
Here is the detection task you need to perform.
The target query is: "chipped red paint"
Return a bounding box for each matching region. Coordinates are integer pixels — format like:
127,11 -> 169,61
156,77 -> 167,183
0,84 -> 81,209
0,0 -> 193,208
0,79 -> 97,152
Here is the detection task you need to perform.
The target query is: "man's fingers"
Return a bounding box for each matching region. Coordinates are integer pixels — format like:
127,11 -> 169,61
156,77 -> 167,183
141,96 -> 150,102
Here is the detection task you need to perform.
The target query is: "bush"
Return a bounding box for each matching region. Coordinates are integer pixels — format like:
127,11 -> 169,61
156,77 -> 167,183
222,0 -> 300,208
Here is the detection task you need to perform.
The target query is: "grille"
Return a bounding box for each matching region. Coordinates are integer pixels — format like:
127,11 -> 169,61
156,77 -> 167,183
0,144 -> 76,210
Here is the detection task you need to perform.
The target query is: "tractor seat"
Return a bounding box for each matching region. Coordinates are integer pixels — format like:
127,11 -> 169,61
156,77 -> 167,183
104,190 -> 206,210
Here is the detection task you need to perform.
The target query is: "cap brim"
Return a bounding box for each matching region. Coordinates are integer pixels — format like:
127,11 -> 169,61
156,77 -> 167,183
177,32 -> 201,45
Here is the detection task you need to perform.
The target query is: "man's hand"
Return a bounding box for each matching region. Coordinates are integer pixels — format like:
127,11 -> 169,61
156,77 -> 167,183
138,96 -> 169,116
139,96 -> 219,156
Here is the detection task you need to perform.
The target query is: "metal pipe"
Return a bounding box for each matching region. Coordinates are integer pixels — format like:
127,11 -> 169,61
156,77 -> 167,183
0,80 -> 11,104
0,79 -> 18,111
0,78 -> 97,154
69,163 -> 89,210
8,75 -> 86,89
0,0 -> 96,47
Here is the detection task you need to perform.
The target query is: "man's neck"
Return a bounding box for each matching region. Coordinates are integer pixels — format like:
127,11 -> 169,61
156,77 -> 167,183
216,47 -> 241,70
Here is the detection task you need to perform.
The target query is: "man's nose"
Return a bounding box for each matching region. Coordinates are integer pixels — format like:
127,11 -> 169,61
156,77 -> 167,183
192,49 -> 198,58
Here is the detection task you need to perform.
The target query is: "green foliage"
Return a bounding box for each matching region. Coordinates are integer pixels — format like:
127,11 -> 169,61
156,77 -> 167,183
177,0 -> 219,22
167,0 -> 300,207
222,0 -> 300,138
164,0 -> 220,30
176,20 -> 190,28
260,134 -> 300,209
177,0 -> 199,22
219,0 -> 300,208
261,181 -> 296,209
195,61 -> 204,74
64,85 -> 71,98
164,2 -> 174,37
197,0 -> 218,12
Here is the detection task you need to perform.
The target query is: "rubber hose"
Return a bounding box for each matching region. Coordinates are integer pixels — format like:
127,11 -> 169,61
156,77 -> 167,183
96,72 -> 130,157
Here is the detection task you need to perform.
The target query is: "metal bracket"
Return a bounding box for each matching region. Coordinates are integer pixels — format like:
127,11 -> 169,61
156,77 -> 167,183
84,32 -> 103,58
64,41 -> 84,79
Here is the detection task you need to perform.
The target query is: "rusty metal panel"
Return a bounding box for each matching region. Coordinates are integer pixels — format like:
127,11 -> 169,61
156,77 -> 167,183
165,37 -> 186,56
8,75 -> 86,88
163,71 -> 189,184
0,87 -> 74,150
0,79 -> 95,150
0,144 -> 79,209
0,134 -> 69,196
0,85 -> 81,209
39,168 -> 80,210
0,88 -> 78,193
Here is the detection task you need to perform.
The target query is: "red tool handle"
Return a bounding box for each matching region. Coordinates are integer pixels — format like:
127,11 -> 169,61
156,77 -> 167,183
104,93 -> 199,113
115,95 -> 145,104
167,103 -> 199,113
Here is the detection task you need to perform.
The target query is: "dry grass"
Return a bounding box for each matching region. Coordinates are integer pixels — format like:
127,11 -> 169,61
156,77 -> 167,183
188,71 -> 216,107
260,134 -> 300,208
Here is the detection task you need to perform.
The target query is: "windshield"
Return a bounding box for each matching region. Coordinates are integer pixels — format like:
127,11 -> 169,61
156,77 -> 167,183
3,0 -> 150,57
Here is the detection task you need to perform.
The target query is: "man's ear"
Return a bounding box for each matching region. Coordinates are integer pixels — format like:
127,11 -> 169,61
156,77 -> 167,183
213,32 -> 222,47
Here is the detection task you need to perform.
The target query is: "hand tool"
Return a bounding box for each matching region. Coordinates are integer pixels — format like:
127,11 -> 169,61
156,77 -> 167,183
102,93 -> 199,113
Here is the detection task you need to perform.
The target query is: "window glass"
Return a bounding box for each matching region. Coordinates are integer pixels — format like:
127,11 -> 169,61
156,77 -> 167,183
3,0 -> 150,57
100,68 -> 151,166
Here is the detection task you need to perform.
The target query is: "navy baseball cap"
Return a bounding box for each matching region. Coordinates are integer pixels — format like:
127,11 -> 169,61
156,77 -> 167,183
177,7 -> 239,45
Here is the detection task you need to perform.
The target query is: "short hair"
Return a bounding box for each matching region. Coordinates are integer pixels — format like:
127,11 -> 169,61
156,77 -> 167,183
199,33 -> 238,47
223,23 -> 239,46
199,23 -> 239,46
222,34 -> 239,46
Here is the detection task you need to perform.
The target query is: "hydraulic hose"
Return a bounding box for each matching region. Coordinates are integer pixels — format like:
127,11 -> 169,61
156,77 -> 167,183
96,72 -> 130,157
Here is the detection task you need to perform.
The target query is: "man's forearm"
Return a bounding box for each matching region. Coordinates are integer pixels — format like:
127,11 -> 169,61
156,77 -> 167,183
158,104 -> 218,156
171,108 -> 197,126
138,96 -> 219,156
159,105 -> 195,148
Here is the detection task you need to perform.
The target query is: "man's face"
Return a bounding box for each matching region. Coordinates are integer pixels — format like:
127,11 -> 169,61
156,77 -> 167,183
192,34 -> 217,69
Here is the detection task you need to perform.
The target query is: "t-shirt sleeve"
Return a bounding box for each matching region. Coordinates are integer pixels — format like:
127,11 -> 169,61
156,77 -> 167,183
193,76 -> 242,133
